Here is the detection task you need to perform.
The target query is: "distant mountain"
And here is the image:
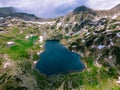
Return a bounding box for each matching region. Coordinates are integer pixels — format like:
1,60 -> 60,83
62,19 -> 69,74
0,7 -> 15,17
0,7 -> 41,21
58,3 -> 120,23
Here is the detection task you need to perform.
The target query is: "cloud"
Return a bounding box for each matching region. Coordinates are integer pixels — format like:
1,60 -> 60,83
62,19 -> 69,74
0,0 -> 120,18
0,0 -> 79,18
85,0 -> 120,10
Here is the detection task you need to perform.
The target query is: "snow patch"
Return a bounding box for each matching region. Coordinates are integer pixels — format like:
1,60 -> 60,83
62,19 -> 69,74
39,36 -> 43,43
82,39 -> 85,43
86,32 -> 90,36
112,15 -> 118,19
73,22 -> 77,25
37,50 -> 43,55
7,41 -> 14,45
105,30 -> 112,33
116,76 -> 120,84
3,62 -> 10,68
93,32 -> 98,35
72,45 -> 76,48
25,34 -> 33,39
98,45 -> 105,49
109,55 -> 113,59
33,61 -> 37,64
116,32 -> 120,37
91,45 -> 95,48
57,22 -> 62,27
110,41 -> 114,46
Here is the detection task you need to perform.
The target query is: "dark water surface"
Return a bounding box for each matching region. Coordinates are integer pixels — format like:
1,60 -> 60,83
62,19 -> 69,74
36,40 -> 85,76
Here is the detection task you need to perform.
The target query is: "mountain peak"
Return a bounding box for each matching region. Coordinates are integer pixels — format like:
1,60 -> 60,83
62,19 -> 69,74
73,5 -> 90,12
73,5 -> 96,15
78,5 -> 89,8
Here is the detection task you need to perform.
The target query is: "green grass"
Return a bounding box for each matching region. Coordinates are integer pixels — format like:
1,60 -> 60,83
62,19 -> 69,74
6,36 -> 39,60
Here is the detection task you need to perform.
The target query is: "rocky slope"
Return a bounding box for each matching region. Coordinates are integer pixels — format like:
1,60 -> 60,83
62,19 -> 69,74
46,4 -> 120,70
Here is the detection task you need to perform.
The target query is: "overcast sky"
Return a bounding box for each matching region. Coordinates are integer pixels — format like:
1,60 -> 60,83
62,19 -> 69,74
0,0 -> 120,18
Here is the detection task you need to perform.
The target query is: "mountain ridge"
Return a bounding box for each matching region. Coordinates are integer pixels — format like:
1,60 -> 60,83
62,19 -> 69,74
0,7 -> 42,21
1,3 -> 120,20
73,3 -> 120,17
